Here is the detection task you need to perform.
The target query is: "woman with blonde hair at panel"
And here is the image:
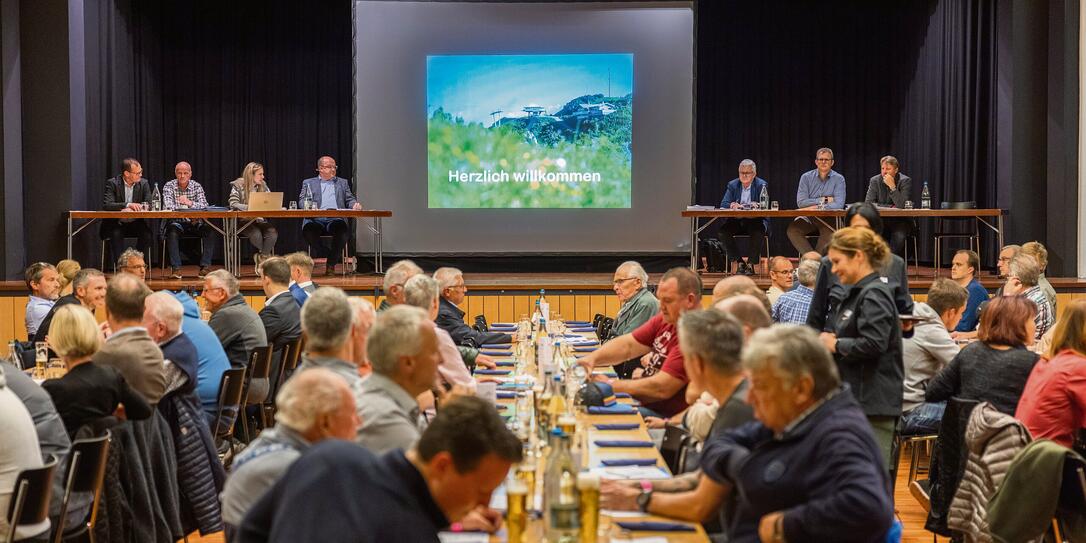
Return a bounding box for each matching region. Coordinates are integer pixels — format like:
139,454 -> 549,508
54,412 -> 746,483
229,162 -> 279,268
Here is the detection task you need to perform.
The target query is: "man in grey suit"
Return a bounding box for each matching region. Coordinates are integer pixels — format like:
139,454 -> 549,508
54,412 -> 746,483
92,273 -> 167,406
101,158 -> 154,265
863,155 -> 913,256
258,257 -> 302,380
298,156 -> 362,275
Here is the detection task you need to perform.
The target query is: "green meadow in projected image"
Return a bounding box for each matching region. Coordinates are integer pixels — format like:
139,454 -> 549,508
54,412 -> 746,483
427,53 -> 633,209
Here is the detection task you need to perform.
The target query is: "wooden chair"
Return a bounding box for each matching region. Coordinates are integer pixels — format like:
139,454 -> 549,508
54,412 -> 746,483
5,454 -> 58,543
53,431 -> 111,543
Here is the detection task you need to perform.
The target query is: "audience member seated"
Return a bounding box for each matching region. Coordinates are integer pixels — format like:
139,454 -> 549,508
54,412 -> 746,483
579,267 -> 701,419
357,305 -> 440,454
1015,299 -> 1086,448
901,278 -> 968,435
765,257 -> 794,305
863,155 -> 913,255
298,156 -> 362,275
379,259 -> 424,311
101,157 -> 153,266
700,325 -> 893,542
56,259 -> 80,297
42,304 -> 151,437
204,270 -> 268,376
297,288 -> 368,405
807,203 -> 912,332
609,261 -> 659,378
772,258 -> 819,324
926,295 -> 1041,415
33,268 -> 107,345
229,162 -> 279,269
236,396 -> 521,543
172,290 -> 231,425
285,252 -> 317,306
162,161 -> 216,279
346,297 -> 377,375
950,249 -> 988,334
718,159 -> 769,275
1,356 -> 88,531
711,275 -> 772,314
404,275 -> 475,391
601,309 -> 753,533
221,368 -> 359,532
818,226 -> 903,465
994,244 -> 1021,296
94,273 -> 167,405
0,369 -> 50,541
143,292 -> 200,399
257,257 -> 302,380
24,262 -> 59,338
434,267 -> 512,346
1002,254 -> 1055,341
1020,241 -> 1057,311
787,148 -> 846,255
116,247 -> 148,280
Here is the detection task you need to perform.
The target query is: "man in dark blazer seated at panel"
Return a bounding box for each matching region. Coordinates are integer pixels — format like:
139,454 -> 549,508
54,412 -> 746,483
718,159 -> 770,276
298,156 -> 362,276
101,158 -> 154,267
433,267 -> 512,347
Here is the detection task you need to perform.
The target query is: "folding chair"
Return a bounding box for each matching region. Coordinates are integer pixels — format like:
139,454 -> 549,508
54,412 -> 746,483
5,455 -> 58,543
53,432 -> 111,543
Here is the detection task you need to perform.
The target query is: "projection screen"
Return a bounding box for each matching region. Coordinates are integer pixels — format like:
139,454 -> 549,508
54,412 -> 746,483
353,1 -> 693,254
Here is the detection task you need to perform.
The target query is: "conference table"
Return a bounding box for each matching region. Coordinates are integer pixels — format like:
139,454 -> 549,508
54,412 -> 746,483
476,325 -> 710,542
681,207 -> 1006,269
67,209 -> 392,275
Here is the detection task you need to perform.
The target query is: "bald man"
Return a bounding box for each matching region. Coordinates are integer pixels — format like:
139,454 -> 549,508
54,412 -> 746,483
711,275 -> 773,315
298,156 -> 363,275
163,161 -> 216,279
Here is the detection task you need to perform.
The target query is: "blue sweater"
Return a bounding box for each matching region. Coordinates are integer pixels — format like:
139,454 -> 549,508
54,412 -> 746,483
172,291 -> 231,418
701,387 -> 893,542
955,278 -> 989,332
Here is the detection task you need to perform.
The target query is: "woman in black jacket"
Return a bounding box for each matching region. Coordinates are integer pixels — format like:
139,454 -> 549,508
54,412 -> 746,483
819,226 -> 902,468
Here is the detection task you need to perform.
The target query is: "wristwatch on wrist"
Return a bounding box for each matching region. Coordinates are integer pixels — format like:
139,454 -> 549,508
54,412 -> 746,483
636,480 -> 654,512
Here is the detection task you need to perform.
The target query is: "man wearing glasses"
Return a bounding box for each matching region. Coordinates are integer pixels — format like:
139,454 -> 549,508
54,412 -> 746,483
609,261 -> 659,379
101,158 -> 154,266
298,156 -> 363,276
765,257 -> 794,305
786,148 -> 846,255
718,159 -> 770,276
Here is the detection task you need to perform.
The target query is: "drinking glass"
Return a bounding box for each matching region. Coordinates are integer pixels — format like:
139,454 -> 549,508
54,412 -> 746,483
771,200 -> 780,210
904,200 -> 914,209
141,202 -> 150,211
288,201 -> 298,210
34,342 -> 48,379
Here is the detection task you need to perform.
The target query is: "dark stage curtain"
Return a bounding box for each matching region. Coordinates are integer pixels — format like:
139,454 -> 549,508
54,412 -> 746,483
695,0 -> 999,267
83,0 -> 353,265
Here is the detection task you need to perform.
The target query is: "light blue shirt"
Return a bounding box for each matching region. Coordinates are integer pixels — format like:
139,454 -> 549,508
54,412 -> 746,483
124,183 -> 134,204
25,296 -> 55,337
740,185 -> 752,205
319,179 -> 337,210
796,169 -> 846,209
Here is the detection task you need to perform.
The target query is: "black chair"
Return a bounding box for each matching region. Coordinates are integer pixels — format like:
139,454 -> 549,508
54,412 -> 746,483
592,313 -> 605,328
213,367 -> 247,467
933,201 -> 981,275
241,345 -> 275,441
264,336 -> 305,423
5,454 -> 58,543
53,432 -> 111,543
659,425 -> 691,475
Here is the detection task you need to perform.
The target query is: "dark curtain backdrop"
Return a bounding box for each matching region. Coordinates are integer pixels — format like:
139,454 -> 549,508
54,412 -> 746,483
695,0 -> 998,266
83,0 -> 353,264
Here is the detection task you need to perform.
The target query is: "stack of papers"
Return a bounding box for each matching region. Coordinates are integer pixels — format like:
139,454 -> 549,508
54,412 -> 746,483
686,205 -> 716,210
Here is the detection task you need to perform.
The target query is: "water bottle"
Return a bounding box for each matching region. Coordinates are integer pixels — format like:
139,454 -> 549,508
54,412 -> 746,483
921,182 -> 931,209
538,289 -> 550,322
303,184 -> 314,210
759,185 -> 769,210
151,183 -> 162,211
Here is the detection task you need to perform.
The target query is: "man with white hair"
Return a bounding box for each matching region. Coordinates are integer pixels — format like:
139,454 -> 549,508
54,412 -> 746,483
610,261 -> 659,378
1001,254 -> 1054,341
143,291 -> 200,398
404,275 -> 475,391
718,159 -> 770,275
772,258 -> 819,324
297,288 -> 368,414
379,259 -> 424,311
357,305 -> 440,454
434,267 -> 511,347
220,368 -> 360,532
204,269 -> 268,370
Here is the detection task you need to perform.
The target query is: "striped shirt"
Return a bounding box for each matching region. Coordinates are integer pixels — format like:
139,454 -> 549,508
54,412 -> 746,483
772,284 -> 815,324
1022,286 -> 1054,341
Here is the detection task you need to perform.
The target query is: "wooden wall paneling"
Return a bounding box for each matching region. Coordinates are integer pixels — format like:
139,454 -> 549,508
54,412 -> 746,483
0,297 -> 15,347
574,295 -> 592,322
373,295 -> 386,308
248,296 -> 266,313
483,295 -> 500,325
605,295 -> 620,317
590,295 -> 608,320
498,293 -> 514,323
701,295 -> 713,308
460,297 -> 474,324
513,295 -> 531,321
13,296 -> 28,342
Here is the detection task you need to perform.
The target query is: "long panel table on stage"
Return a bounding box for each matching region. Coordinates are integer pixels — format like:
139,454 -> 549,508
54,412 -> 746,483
681,207 -> 1005,268
67,209 -> 392,275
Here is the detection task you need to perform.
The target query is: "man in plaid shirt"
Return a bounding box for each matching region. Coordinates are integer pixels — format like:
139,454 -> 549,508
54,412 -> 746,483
163,161 -> 217,279
772,258 -> 819,324
1002,254 -> 1054,342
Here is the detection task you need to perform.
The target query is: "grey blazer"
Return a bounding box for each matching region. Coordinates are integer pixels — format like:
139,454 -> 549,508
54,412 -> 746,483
864,173 -> 912,209
297,176 -> 358,226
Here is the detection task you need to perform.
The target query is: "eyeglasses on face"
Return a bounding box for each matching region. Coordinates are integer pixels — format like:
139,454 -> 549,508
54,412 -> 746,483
612,277 -> 637,285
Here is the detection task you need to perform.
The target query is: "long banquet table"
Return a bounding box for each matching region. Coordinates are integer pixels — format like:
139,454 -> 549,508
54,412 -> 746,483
67,209 -> 392,275
681,207 -> 1006,269
475,326 -> 710,542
